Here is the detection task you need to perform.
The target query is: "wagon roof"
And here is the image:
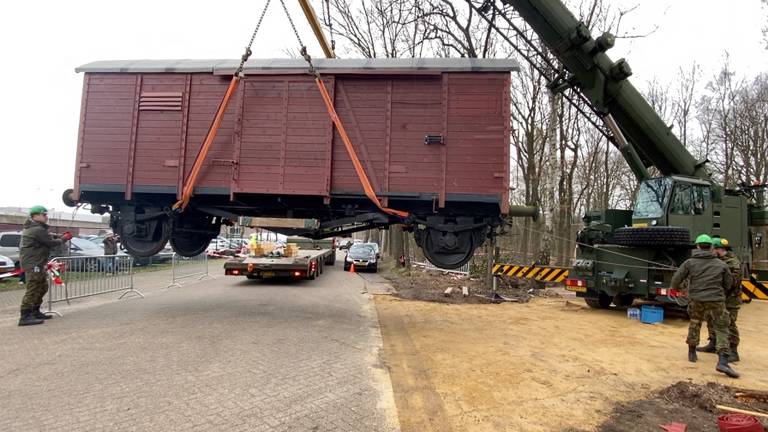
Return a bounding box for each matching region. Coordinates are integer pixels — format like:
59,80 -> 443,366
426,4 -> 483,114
75,58 -> 520,75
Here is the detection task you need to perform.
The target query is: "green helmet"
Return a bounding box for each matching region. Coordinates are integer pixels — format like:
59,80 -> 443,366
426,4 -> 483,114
713,238 -> 730,248
29,205 -> 48,216
695,234 -> 713,245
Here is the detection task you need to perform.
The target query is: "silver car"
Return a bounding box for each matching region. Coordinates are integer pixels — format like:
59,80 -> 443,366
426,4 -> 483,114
0,231 -> 22,266
0,254 -> 15,273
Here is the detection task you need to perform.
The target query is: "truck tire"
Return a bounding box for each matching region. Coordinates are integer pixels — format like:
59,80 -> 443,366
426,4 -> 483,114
611,226 -> 690,247
325,252 -> 336,266
585,291 -> 612,309
613,293 -> 634,308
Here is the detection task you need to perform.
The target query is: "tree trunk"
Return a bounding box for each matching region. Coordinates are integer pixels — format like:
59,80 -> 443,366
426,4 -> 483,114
389,225 -> 405,259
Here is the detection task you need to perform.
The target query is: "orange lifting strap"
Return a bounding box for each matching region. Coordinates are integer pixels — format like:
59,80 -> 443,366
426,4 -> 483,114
312,77 -> 410,218
173,75 -> 240,211
175,0 -> 409,219
174,74 -> 410,219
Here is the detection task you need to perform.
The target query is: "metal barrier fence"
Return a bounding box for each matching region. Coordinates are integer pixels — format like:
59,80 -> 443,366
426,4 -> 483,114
410,258 -> 470,277
167,253 -> 209,288
45,255 -> 143,316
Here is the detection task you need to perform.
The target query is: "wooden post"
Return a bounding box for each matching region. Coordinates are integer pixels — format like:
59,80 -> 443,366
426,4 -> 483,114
403,232 -> 412,269
486,235 -> 496,289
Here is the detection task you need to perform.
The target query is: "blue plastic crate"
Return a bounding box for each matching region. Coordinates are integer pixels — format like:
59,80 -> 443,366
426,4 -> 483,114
627,307 -> 641,320
640,305 -> 664,324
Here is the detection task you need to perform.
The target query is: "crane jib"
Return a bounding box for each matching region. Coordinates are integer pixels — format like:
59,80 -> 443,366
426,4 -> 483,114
475,0 -> 709,181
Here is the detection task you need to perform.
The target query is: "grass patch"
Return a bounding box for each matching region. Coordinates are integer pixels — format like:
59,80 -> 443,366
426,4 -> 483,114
0,278 -> 24,292
133,262 -> 173,273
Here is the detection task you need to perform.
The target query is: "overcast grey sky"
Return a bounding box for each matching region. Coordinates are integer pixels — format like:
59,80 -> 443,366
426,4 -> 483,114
0,0 -> 765,212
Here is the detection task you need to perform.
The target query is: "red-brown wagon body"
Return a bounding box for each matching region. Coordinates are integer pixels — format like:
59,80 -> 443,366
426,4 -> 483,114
68,58 -> 519,268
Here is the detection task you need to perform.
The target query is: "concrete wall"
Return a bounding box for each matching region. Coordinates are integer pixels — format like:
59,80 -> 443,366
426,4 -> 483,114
0,215 -> 109,236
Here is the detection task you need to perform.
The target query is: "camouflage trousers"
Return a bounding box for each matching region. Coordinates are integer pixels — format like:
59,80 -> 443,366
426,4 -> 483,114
705,306 -> 740,349
687,300 -> 730,355
20,270 -> 48,311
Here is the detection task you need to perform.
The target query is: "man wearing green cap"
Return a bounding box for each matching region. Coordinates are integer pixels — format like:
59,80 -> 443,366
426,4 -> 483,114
671,233 -> 739,378
18,206 -> 72,326
698,237 -> 742,361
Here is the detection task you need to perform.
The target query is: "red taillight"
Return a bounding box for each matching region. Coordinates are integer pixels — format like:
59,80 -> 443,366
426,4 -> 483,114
656,288 -> 682,297
565,278 -> 586,287
293,271 -> 302,277
311,261 -> 317,271
231,269 -> 240,275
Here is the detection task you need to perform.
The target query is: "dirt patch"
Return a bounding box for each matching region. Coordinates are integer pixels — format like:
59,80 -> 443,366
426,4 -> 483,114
373,296 -> 768,432
599,381 -> 768,432
381,265 -> 561,304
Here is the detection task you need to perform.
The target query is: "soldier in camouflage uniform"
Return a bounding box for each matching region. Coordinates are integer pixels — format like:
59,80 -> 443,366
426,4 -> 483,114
671,234 -> 739,378
697,237 -> 742,361
18,206 -> 72,326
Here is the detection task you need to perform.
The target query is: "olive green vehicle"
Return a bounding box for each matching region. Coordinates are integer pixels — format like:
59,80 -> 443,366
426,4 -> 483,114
473,0 -> 768,307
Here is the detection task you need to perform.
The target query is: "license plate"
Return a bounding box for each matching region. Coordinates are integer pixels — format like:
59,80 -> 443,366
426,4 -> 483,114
566,286 -> 587,293
262,271 -> 275,278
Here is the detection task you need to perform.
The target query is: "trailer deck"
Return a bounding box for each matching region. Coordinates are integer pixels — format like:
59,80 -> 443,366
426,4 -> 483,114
224,249 -> 333,280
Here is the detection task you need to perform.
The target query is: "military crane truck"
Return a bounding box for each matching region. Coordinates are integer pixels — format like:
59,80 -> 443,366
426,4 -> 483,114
471,0 -> 768,307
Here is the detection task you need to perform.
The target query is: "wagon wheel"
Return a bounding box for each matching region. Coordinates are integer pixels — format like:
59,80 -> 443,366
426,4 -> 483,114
170,234 -> 212,257
119,219 -> 170,258
169,211 -> 218,257
421,227 -> 476,270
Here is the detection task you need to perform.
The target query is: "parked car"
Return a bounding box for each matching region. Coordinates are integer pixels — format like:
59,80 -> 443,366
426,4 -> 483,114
0,254 -> 15,273
67,237 -> 104,255
365,242 -> 381,258
54,237 -> 107,272
338,238 -> 354,250
0,231 -> 22,267
344,243 -> 378,272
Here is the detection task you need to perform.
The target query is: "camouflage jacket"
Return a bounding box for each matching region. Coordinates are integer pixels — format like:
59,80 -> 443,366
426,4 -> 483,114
19,219 -> 66,271
671,249 -> 733,302
720,251 -> 742,306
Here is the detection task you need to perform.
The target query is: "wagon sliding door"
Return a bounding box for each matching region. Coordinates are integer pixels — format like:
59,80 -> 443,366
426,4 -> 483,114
330,76 -> 444,207
234,76 -> 334,197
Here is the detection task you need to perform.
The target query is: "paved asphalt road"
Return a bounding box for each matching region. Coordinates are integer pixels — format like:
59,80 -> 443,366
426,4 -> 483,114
0,257 -> 400,431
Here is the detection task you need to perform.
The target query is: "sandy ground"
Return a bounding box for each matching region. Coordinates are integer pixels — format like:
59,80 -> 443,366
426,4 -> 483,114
374,295 -> 768,432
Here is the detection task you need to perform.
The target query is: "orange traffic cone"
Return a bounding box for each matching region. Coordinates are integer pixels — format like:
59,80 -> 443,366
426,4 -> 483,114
349,263 -> 356,273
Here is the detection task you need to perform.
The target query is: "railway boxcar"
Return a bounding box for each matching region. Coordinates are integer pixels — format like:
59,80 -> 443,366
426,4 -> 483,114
66,58 -> 520,268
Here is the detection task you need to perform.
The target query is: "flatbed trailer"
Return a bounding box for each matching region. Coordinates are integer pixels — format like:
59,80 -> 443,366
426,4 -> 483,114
224,248 -> 333,280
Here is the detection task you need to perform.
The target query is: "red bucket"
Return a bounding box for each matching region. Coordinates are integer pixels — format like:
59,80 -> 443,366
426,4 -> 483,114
718,414 -> 764,432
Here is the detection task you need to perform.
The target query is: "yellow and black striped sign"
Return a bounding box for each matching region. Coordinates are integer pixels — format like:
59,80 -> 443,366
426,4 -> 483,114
492,264 -> 569,282
741,277 -> 768,302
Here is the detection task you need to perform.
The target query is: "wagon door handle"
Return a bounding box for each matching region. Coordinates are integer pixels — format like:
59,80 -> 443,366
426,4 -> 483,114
424,134 -> 445,145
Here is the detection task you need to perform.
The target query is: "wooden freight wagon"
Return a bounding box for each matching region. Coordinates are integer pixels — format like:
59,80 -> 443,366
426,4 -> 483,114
66,58 -> 522,268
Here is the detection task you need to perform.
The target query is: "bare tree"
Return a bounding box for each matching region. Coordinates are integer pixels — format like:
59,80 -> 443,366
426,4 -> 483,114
416,0 -> 500,58
673,63 -> 701,148
326,0 -> 432,58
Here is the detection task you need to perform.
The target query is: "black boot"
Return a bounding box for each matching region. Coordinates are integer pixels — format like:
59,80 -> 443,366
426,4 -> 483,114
729,347 -> 740,363
32,305 -> 52,320
716,353 -> 740,378
696,339 -> 716,353
18,308 -> 44,326
688,345 -> 697,363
